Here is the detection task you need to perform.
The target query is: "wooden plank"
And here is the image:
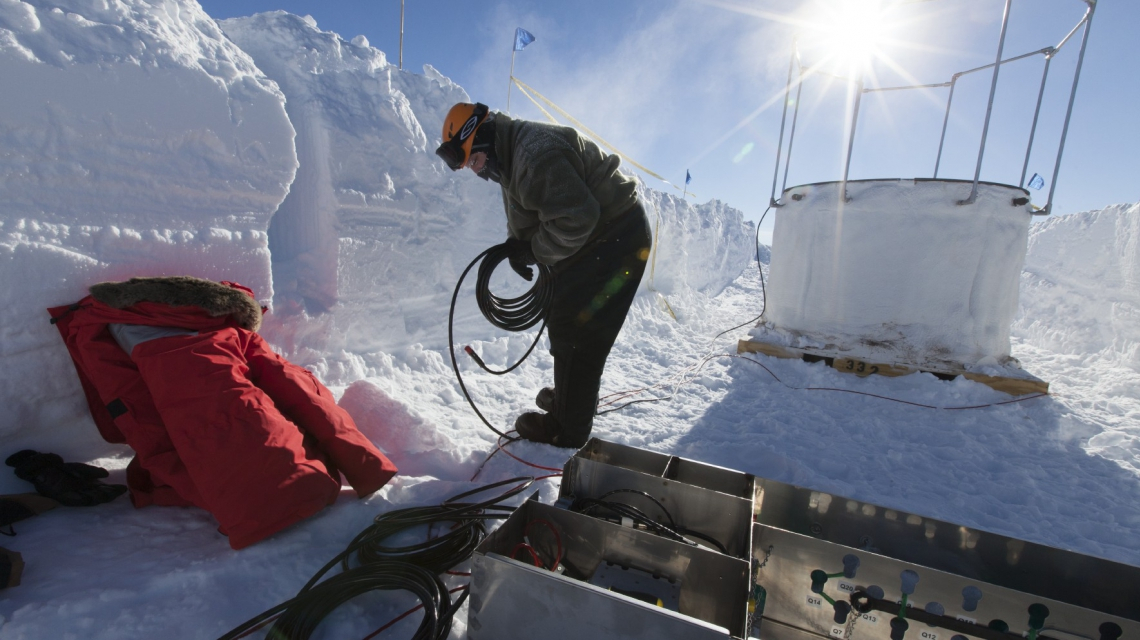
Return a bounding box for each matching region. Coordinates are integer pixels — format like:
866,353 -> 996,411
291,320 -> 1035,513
962,372 -> 1049,396
738,338 -> 1049,396
737,339 -> 800,360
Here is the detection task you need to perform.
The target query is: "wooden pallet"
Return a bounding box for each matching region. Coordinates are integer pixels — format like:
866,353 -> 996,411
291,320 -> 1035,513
737,339 -> 1049,396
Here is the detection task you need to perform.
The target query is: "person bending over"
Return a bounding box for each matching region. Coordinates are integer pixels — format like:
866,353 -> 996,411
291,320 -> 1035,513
436,102 -> 650,448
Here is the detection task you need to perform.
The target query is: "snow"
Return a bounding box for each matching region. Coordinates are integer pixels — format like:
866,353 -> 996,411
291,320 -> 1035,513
755,179 -> 1031,372
0,1 -> 1138,638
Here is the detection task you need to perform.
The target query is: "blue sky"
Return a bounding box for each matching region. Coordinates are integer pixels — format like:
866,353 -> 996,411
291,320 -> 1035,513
199,0 -> 1138,238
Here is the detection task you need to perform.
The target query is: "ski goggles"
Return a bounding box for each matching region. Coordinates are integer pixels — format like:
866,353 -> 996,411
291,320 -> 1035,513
435,103 -> 489,171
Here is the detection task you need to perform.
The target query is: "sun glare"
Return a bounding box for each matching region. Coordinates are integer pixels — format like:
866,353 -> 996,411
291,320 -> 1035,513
799,0 -> 895,78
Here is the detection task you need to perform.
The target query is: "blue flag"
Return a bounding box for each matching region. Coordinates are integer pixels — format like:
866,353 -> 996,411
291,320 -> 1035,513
1028,173 -> 1045,190
514,27 -> 536,51
685,170 -> 692,185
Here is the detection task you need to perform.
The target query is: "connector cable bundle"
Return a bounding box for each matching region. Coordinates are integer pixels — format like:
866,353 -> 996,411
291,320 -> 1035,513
219,477 -> 535,640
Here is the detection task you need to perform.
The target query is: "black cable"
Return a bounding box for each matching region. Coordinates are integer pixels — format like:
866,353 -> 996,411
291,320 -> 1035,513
474,244 -> 553,337
712,204 -> 771,342
675,527 -> 729,555
571,495 -> 729,555
571,497 -> 692,546
597,489 -> 677,529
218,477 -> 533,640
448,243 -> 554,440
268,561 -> 452,640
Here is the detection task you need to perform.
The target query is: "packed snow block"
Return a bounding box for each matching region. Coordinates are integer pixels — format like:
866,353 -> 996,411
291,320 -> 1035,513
639,190 -> 755,297
1016,202 -> 1140,370
757,179 -> 1033,371
0,0 -> 296,457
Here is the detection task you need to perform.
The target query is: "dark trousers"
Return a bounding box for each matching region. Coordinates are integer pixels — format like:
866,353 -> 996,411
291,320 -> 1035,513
546,202 -> 651,447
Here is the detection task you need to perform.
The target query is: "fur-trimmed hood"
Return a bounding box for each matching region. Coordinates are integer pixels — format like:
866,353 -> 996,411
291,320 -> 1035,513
88,276 -> 263,332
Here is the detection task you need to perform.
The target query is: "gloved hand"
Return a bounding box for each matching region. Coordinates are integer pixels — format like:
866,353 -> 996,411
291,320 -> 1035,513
5,450 -> 127,507
504,237 -> 537,281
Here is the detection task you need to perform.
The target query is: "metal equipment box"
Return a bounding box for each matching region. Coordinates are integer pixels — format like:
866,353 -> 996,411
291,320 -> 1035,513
749,478 -> 1140,640
468,498 -> 752,639
469,439 -> 1140,640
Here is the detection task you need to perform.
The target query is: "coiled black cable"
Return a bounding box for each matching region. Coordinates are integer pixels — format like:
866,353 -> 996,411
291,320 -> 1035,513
474,243 -> 553,334
268,561 -> 457,640
448,242 -> 554,439
342,476 -> 534,576
218,477 -> 533,640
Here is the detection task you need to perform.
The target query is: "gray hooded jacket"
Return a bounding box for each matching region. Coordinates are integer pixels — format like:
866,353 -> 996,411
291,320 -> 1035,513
493,115 -> 639,265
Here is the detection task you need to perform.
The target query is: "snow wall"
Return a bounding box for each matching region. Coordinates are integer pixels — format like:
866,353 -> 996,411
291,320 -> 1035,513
1015,202 -> 1140,371
0,1 -> 753,458
756,179 -> 1032,371
0,0 -> 297,458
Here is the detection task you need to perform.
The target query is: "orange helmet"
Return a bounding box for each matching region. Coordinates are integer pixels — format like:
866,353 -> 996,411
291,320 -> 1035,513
436,102 -> 489,171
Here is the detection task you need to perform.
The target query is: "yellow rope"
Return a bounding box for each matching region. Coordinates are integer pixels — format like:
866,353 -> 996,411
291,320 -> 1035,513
511,81 -> 560,125
510,77 -> 693,198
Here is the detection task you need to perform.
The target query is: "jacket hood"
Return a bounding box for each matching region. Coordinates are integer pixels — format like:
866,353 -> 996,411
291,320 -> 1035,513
88,276 -> 263,332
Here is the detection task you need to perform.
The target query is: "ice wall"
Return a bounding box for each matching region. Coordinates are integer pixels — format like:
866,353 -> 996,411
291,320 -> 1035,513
0,0 -> 296,453
755,179 -> 1032,371
640,190 -> 755,297
1015,203 -> 1140,370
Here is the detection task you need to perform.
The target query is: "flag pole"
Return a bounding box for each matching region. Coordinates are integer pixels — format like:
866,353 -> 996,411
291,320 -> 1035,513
507,48 -> 516,114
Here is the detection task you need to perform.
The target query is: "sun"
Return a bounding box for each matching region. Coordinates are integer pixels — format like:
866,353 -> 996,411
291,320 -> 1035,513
797,0 -> 897,78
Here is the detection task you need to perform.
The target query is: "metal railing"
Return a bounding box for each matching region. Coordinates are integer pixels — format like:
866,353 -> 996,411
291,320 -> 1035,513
768,0 -> 1096,215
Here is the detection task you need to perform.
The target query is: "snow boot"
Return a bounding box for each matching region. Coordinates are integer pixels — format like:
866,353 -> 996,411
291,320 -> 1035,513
0,493 -> 59,533
514,412 -> 560,445
535,387 -> 556,414
0,548 -> 23,589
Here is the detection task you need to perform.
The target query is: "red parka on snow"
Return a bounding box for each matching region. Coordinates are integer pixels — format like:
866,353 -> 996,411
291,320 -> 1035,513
49,276 -> 397,549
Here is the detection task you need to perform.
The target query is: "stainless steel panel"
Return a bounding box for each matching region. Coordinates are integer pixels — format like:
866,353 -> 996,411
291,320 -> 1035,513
469,553 -> 732,640
471,499 -> 751,638
574,438 -> 672,477
562,439 -> 755,559
751,480 -> 1140,620
573,438 -> 754,499
664,455 -> 754,499
751,524 -> 1139,640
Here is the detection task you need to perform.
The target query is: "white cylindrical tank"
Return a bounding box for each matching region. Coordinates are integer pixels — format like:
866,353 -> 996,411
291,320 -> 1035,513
759,179 -> 1033,371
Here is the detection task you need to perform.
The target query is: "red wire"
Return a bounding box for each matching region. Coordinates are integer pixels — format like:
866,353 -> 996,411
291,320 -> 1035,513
470,431 -> 565,481
509,542 -> 543,567
361,585 -> 469,640
524,518 -> 564,571
498,439 -> 563,472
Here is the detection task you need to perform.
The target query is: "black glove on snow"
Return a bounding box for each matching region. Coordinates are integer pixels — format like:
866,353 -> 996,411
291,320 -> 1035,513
504,237 -> 537,281
5,450 -> 127,507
